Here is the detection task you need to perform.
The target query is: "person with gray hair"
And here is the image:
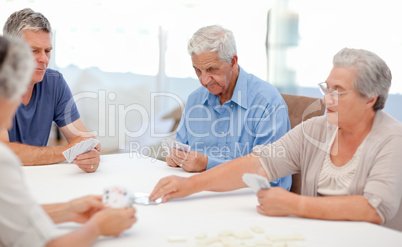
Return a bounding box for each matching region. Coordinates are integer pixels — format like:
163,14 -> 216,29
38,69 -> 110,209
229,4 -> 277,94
1,8 -> 101,173
151,47 -> 402,231
165,25 -> 292,190
0,35 -> 137,247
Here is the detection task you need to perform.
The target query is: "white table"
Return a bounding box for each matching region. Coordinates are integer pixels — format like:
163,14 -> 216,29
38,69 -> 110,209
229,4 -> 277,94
22,153 -> 402,247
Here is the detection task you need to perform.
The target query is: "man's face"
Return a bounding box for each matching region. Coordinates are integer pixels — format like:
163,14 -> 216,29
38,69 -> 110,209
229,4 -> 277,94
23,30 -> 52,84
192,51 -> 236,97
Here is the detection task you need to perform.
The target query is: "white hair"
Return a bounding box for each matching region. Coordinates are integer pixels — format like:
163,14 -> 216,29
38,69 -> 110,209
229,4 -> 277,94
187,25 -> 237,63
3,8 -> 52,39
333,48 -> 392,111
0,36 -> 35,101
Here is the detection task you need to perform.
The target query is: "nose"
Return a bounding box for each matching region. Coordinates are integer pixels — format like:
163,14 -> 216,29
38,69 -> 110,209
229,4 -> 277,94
324,93 -> 335,106
37,50 -> 49,64
199,73 -> 212,86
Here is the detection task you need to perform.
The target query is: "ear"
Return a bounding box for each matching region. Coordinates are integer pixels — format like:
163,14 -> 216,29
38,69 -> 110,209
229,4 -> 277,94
366,96 -> 378,109
231,55 -> 238,71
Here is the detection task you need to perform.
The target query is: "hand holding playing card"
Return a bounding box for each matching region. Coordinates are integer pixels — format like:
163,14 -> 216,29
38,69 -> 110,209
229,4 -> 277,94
242,173 -> 271,193
63,137 -> 101,173
162,139 -> 191,154
63,138 -> 100,163
103,186 -> 134,208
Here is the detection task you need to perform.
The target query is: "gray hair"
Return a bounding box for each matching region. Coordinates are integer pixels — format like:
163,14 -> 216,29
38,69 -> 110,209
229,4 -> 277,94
333,48 -> 392,111
3,8 -> 52,39
0,36 -> 35,101
187,25 -> 237,63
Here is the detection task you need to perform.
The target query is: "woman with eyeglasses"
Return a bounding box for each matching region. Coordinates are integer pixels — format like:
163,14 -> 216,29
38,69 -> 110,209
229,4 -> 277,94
0,36 -> 137,247
150,48 -> 402,230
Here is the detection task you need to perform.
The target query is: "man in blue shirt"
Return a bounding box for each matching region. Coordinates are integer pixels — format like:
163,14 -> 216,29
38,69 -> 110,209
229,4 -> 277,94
0,8 -> 100,173
167,25 -> 291,189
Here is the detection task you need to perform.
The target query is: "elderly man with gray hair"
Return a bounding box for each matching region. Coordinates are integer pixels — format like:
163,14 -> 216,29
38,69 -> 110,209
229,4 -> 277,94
1,8 -> 100,173
167,25 -> 292,190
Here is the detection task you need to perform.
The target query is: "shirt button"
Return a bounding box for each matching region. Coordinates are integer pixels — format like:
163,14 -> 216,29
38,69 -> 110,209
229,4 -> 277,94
221,132 -> 224,135
230,104 -> 233,107
219,154 -> 222,158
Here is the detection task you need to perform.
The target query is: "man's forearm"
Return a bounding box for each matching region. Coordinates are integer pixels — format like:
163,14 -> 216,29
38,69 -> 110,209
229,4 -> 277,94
6,142 -> 65,165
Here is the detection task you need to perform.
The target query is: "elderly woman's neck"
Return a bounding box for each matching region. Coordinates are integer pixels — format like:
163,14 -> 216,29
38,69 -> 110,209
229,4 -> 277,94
339,110 -> 376,139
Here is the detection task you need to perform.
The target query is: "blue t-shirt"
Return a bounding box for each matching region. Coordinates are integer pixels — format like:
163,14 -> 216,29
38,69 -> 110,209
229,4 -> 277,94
8,69 -> 80,146
176,66 -> 292,190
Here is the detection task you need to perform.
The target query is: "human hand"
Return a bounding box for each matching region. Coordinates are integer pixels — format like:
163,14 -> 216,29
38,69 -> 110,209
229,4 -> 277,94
67,195 -> 104,223
64,136 -> 101,173
256,187 -> 299,216
94,142 -> 102,152
74,149 -> 100,173
149,175 -> 195,203
167,149 -> 208,172
90,207 -> 137,236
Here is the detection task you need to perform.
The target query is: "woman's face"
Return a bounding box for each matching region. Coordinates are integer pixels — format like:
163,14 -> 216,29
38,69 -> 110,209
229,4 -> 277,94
0,98 -> 20,130
324,66 -> 374,127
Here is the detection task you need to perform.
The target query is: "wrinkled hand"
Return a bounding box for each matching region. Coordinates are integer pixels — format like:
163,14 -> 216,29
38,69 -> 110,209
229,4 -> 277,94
256,187 -> 299,217
90,207 -> 137,236
167,149 -> 208,172
149,175 -> 195,203
67,195 -> 104,223
64,136 -> 101,173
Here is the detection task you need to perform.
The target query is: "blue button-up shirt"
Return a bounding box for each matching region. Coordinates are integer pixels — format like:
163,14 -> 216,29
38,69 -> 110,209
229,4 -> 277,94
176,66 -> 292,189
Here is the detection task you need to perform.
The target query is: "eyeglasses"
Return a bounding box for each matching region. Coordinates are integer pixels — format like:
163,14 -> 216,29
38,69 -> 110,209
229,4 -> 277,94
318,82 -> 353,99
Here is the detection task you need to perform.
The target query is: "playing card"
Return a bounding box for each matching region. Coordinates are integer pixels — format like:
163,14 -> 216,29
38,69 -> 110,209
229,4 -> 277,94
63,138 -> 100,163
103,186 -> 134,208
242,173 -> 271,193
162,139 -> 190,153
102,187 -> 162,207
132,192 -> 162,205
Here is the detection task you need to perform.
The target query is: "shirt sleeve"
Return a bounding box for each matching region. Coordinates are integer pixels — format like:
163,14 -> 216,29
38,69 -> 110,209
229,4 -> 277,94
0,146 -> 61,247
253,122 -> 305,183
53,73 -> 80,127
250,97 -> 293,190
175,110 -> 188,145
252,99 -> 291,146
363,134 -> 402,224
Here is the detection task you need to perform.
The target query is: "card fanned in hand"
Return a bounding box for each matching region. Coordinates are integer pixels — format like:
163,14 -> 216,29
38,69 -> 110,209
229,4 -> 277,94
63,138 -> 100,163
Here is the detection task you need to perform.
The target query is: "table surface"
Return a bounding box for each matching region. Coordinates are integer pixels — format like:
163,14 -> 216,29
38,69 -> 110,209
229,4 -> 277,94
22,153 -> 402,247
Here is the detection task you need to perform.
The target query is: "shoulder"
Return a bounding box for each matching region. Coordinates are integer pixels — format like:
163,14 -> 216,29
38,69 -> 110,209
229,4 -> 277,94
41,69 -> 68,86
40,69 -> 71,95
186,86 -> 209,105
43,68 -> 63,79
368,112 -> 402,149
292,115 -> 332,139
241,68 -> 285,107
372,111 -> 402,137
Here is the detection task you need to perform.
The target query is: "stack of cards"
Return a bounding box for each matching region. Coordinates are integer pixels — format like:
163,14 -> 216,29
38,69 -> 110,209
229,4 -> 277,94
63,138 -> 100,163
162,139 -> 191,153
242,173 -> 271,193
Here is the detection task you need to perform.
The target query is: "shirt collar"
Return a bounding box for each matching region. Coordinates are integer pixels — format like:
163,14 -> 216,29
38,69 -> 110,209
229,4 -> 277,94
201,66 -> 248,109
231,66 -> 248,109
